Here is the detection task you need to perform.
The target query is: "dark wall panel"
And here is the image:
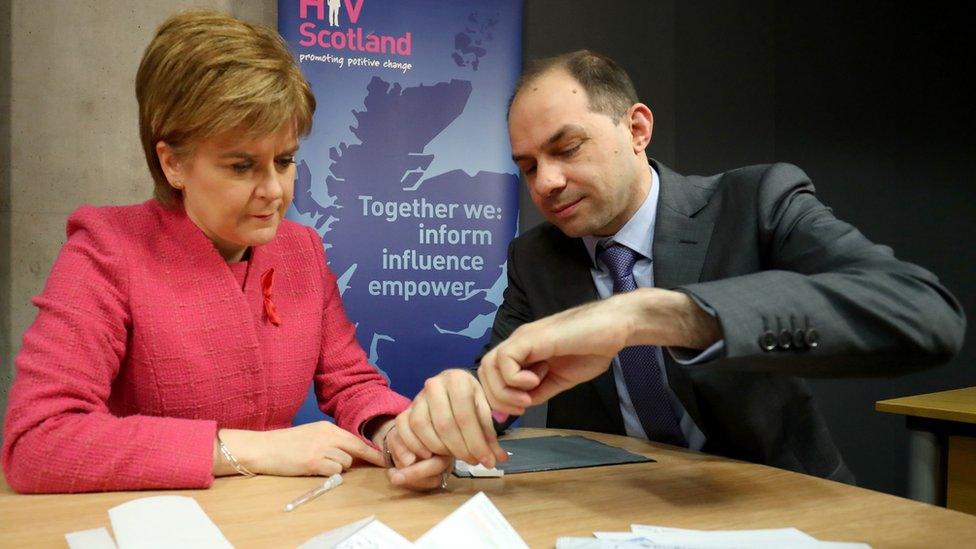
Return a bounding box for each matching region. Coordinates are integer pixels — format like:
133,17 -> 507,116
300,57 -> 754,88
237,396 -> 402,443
773,1 -> 975,496
674,0 -> 776,174
519,0 -> 974,498
520,0 -> 676,230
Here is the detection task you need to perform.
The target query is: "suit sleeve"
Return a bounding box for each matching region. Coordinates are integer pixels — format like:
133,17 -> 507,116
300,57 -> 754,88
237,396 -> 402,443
1,207 -> 217,493
306,228 -> 410,441
481,239 -> 536,356
471,239 -> 538,431
679,163 -> 965,376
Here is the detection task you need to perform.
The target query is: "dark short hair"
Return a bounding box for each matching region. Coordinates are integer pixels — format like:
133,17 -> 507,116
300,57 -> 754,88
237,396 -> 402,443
509,49 -> 639,122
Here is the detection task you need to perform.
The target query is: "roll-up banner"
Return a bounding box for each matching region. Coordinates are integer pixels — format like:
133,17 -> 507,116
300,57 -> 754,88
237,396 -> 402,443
278,0 -> 523,422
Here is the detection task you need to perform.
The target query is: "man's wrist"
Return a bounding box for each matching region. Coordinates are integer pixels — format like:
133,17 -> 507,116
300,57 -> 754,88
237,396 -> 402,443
624,288 -> 720,349
620,288 -> 669,346
671,291 -> 722,349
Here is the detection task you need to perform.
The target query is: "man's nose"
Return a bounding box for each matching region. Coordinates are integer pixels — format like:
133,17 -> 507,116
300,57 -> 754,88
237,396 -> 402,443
533,160 -> 566,197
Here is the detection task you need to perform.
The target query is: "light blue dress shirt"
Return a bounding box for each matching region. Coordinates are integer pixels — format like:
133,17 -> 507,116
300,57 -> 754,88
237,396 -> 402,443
581,167 -> 716,450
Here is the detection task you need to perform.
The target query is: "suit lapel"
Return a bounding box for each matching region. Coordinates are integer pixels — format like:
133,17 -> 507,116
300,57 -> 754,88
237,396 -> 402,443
652,161 -> 714,290
651,161 -> 716,431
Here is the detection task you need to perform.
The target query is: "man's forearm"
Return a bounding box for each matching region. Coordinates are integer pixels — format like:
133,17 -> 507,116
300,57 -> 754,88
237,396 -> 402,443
623,288 -> 722,350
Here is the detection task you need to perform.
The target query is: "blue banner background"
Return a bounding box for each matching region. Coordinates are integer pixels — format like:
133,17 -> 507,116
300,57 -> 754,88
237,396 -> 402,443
278,0 -> 523,422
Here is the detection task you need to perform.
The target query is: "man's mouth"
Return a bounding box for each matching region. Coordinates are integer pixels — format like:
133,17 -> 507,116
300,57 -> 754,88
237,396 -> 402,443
550,197 -> 583,218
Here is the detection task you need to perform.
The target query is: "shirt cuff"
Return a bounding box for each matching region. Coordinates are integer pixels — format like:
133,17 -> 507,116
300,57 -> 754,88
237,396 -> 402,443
668,291 -> 725,364
668,339 -> 726,364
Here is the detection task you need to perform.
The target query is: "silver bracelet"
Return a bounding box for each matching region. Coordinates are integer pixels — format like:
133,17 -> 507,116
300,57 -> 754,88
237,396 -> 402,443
382,425 -> 396,468
217,431 -> 256,477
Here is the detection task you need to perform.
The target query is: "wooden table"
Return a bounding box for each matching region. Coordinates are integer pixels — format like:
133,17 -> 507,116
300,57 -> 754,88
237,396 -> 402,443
2,428 -> 975,548
877,387 -> 976,515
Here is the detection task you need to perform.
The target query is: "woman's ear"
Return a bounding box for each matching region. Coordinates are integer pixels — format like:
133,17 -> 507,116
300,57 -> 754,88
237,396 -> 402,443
156,141 -> 185,189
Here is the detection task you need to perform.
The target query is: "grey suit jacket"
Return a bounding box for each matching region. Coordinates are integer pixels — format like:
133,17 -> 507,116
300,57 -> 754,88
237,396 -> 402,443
481,160 -> 965,483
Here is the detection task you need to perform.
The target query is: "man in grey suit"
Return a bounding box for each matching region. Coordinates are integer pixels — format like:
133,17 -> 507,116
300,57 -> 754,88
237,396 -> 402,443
384,50 -> 965,489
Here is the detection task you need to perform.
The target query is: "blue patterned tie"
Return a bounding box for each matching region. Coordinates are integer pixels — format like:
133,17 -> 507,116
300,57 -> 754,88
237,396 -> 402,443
598,243 -> 687,447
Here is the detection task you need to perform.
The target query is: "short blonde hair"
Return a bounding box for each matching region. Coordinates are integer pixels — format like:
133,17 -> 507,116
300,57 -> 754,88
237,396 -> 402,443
136,10 -> 315,206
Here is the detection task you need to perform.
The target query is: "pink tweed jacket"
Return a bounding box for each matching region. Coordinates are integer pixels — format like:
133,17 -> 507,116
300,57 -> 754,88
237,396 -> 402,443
2,200 -> 410,493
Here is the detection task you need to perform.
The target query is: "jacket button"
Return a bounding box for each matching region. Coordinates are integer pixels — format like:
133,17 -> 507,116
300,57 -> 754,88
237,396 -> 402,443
805,328 -> 820,348
759,331 -> 777,351
778,329 -> 793,350
793,329 -> 808,349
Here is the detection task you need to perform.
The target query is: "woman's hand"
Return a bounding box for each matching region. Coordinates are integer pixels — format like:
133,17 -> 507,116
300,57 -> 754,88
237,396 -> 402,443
214,421 -> 385,478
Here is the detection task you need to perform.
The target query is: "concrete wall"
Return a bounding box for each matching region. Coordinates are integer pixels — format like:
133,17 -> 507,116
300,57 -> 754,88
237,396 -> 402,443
0,0 -> 276,440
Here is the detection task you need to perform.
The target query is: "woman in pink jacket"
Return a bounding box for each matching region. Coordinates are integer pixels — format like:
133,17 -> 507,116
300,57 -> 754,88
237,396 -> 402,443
2,10 -> 450,493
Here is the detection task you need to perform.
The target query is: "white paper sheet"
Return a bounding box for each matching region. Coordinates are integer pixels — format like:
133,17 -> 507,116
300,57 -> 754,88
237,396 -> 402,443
298,516 -> 376,548
414,491 -> 527,549
338,519 -> 415,549
65,527 -> 118,549
557,537 -> 656,548
596,531 -> 668,540
108,495 -> 233,549
629,524 -> 870,548
298,515 -> 413,549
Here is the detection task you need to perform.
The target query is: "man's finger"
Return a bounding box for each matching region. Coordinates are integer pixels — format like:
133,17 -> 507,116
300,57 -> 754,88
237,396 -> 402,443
487,344 -> 545,392
386,428 -> 417,468
423,378 -> 475,462
527,361 -> 549,381
408,396 -> 450,456
479,354 -> 529,415
490,352 -> 534,414
444,378 -> 495,466
528,371 -> 575,405
395,408 -> 432,460
503,368 -> 544,390
474,390 -> 508,464
388,455 -> 453,490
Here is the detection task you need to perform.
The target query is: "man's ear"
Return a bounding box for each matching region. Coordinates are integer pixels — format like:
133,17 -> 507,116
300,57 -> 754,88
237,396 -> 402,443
156,141 -> 186,190
626,103 -> 654,154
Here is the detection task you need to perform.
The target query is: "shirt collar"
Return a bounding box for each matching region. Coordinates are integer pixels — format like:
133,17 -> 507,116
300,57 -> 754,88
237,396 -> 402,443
582,165 -> 660,268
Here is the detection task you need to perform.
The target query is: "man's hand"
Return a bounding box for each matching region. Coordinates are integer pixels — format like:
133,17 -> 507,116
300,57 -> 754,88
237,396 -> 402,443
393,369 -> 508,468
478,297 -> 628,414
384,427 -> 455,491
478,288 -> 721,414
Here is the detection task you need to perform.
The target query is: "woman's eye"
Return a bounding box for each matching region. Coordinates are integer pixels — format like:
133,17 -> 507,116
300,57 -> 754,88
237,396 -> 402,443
231,162 -> 252,174
276,157 -> 296,168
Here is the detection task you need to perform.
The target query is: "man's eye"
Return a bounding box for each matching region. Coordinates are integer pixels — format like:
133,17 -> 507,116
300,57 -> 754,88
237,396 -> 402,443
560,144 -> 581,156
276,157 -> 296,168
524,165 -> 536,175
231,162 -> 252,174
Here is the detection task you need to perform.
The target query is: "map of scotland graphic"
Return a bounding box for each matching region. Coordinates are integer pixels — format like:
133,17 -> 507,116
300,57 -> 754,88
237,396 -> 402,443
290,76 -> 517,396
280,0 -> 522,406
